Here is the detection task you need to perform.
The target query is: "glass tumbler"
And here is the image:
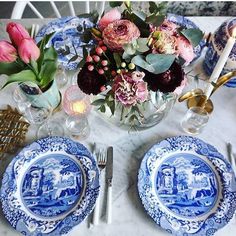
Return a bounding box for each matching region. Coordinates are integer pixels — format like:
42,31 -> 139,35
65,115 -> 90,140
181,106 -> 209,135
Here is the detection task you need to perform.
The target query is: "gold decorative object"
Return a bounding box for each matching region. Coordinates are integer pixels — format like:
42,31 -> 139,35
178,71 -> 236,114
0,105 -> 29,158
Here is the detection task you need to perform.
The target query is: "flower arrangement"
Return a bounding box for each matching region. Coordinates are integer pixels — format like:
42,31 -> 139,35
0,22 -> 57,91
77,2 -> 204,126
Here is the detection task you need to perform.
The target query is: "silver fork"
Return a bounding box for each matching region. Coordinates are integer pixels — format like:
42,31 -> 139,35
92,147 -> 107,226
227,143 -> 236,173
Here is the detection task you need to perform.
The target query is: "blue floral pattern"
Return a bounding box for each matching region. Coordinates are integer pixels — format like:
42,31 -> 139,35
35,16 -> 95,71
138,136 -> 236,236
0,136 -> 100,236
203,17 -> 236,88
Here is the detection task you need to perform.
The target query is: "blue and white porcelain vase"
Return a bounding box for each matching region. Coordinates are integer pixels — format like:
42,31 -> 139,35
203,17 -> 236,87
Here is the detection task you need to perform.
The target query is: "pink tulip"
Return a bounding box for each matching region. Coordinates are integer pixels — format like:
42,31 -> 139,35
18,38 -> 40,63
98,8 -> 121,31
0,40 -> 17,62
6,22 -> 30,47
176,36 -> 195,65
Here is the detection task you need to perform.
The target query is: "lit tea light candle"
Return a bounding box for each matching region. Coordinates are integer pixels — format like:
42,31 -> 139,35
63,85 -> 91,116
71,101 -> 87,114
205,27 -> 236,99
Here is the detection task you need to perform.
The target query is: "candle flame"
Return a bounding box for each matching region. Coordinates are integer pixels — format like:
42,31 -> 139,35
72,101 -> 87,114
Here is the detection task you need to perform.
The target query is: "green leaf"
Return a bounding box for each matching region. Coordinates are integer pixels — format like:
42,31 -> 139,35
107,100 -> 115,115
100,105 -> 106,113
149,1 -> 167,14
113,52 -> 122,68
122,51 -> 132,61
109,1 -> 123,8
146,14 -> 165,27
44,47 -> 57,61
133,10 -> 147,21
131,55 -> 154,73
180,28 -> 204,47
68,55 -> 79,64
39,60 -> 57,89
2,70 -> 38,88
0,61 -> 22,76
91,99 -> 105,106
146,54 -> 175,74
136,38 -> 149,53
123,42 -> 137,55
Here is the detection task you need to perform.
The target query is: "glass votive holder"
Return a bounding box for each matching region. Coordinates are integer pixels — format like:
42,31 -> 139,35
63,85 -> 91,116
181,106 -> 209,135
65,115 -> 90,140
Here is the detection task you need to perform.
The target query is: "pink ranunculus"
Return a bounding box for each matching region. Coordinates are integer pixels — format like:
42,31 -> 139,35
0,40 -> 17,62
157,20 -> 178,35
18,38 -> 40,63
6,22 -> 30,47
102,20 -> 140,51
176,36 -> 195,65
98,8 -> 121,31
113,72 -> 148,106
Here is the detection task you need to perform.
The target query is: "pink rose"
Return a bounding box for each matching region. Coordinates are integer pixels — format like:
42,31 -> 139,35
18,38 -> 40,63
176,36 -> 195,65
98,8 -> 121,31
0,40 -> 17,62
113,72 -> 148,106
102,20 -> 140,51
6,22 -> 30,47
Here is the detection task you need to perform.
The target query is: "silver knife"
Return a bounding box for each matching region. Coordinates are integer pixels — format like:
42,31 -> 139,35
106,146 -> 113,224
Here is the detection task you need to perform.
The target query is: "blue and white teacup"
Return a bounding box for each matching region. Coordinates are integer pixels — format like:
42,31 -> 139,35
203,18 -> 236,87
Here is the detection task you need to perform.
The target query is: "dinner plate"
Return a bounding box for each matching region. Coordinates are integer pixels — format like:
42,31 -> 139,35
167,14 -> 205,62
35,16 -> 95,70
138,136 -> 236,236
0,136 -> 99,236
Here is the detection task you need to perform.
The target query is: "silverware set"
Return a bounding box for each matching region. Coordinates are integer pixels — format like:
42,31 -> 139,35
91,144 -> 113,226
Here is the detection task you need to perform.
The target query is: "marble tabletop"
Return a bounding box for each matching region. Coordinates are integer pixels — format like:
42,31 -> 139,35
0,16 -> 236,236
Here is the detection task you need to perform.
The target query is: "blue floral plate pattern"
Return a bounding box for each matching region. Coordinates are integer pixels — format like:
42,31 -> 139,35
138,136 -> 236,236
35,16 -> 95,70
0,136 -> 100,236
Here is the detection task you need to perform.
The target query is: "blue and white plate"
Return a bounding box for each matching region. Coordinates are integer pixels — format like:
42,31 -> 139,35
138,136 -> 236,236
35,16 -> 95,70
167,14 -> 205,63
0,136 -> 99,236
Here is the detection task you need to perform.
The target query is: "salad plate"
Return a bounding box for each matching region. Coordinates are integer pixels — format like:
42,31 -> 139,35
138,136 -> 236,236
35,16 -> 95,70
0,136 -> 99,236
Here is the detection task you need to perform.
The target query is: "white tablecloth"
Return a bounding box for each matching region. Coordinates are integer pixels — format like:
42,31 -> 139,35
0,16 -> 236,236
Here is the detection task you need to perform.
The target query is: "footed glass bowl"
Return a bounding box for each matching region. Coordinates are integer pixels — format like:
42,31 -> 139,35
96,91 -> 176,130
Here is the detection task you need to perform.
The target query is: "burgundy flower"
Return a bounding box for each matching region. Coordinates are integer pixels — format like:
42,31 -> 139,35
102,20 -> 140,51
144,61 -> 185,93
77,64 -> 106,95
113,72 -> 148,107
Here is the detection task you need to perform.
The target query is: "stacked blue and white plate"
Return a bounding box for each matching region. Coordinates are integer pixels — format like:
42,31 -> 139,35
0,136 -> 100,235
138,136 -> 236,236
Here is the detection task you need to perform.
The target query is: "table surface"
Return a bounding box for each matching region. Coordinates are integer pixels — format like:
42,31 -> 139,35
0,16 -> 236,236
